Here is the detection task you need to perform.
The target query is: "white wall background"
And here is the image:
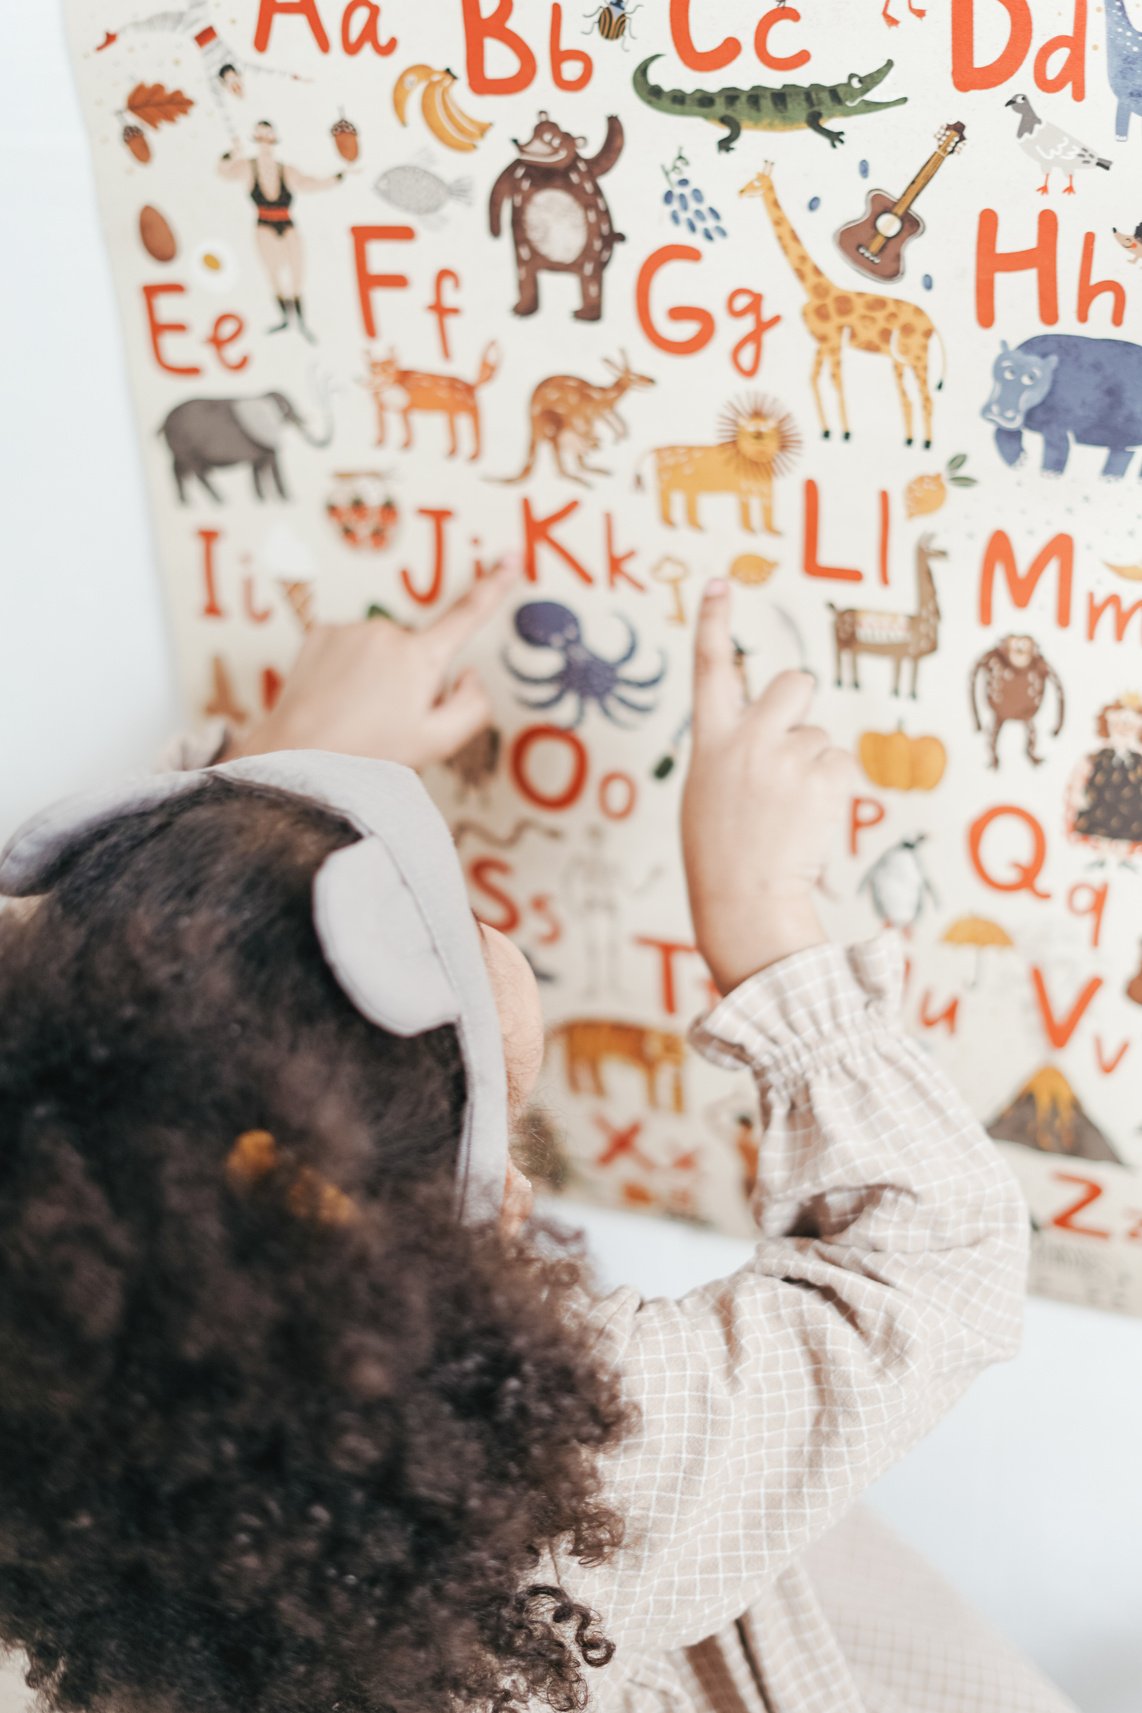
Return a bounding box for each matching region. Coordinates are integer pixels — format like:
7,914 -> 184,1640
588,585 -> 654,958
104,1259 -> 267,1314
1,10 -> 1141,1713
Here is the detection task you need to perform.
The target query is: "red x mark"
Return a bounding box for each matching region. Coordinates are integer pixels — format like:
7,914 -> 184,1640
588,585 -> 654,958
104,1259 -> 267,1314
593,1115 -> 656,1170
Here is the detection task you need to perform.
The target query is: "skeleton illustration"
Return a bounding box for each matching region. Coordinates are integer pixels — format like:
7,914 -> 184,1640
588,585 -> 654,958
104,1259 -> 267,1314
562,826 -> 659,998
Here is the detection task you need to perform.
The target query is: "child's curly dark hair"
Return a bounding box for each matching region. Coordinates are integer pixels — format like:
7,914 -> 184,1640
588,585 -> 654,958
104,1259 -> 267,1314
0,779 -> 639,1713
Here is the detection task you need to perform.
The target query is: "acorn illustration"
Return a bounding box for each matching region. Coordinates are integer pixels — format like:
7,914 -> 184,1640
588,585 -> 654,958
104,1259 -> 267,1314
122,123 -> 151,164
331,113 -> 359,162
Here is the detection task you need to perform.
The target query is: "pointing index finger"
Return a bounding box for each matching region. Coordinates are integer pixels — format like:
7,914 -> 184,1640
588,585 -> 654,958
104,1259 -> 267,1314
422,557 -> 522,662
747,669 -> 817,735
691,580 -> 742,745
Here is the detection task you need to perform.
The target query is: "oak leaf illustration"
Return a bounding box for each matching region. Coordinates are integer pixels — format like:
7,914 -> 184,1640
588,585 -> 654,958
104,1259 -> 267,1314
126,82 -> 195,131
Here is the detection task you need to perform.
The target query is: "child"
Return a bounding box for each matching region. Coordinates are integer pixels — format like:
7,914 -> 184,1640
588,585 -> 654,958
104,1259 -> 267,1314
0,572 -> 1076,1713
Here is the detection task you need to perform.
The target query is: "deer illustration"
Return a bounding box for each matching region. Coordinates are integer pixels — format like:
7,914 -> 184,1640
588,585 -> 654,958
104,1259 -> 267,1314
359,342 -> 500,459
500,353 -> 655,485
829,533 -> 946,696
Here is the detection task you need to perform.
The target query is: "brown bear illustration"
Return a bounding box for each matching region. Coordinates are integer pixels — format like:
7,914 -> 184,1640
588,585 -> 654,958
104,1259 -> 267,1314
488,111 -> 625,322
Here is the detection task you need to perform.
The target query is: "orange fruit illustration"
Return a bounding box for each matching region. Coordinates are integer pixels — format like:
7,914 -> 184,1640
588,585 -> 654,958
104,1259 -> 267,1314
729,552 -> 778,586
905,472 -> 946,518
905,453 -> 975,519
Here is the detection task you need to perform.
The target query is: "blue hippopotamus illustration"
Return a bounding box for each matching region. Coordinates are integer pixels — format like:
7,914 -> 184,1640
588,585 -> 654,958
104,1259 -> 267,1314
981,334 -> 1142,478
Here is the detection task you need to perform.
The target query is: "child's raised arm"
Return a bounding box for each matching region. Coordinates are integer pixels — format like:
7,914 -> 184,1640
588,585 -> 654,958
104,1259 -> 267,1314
548,583 -> 1029,1652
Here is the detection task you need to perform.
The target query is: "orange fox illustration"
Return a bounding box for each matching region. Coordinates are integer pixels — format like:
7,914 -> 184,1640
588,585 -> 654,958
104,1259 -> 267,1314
359,342 -> 500,459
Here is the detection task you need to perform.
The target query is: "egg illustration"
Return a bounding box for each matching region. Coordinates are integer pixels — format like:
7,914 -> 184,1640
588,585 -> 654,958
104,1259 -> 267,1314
138,204 -> 177,263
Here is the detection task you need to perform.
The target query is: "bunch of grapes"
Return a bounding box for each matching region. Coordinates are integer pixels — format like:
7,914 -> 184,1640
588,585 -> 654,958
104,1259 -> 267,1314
661,151 -> 726,242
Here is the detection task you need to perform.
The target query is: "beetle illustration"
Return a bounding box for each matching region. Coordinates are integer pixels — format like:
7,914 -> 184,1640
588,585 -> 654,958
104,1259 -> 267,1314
583,1 -> 641,45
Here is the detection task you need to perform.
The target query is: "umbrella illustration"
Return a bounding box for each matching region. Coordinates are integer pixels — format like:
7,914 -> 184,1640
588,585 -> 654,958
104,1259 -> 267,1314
941,914 -> 1014,987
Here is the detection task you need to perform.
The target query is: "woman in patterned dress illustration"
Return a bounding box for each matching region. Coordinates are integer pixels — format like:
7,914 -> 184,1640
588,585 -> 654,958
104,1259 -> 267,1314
1065,693 -> 1142,868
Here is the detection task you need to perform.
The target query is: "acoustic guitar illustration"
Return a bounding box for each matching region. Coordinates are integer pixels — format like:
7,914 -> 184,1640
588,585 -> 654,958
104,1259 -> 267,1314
834,122 -> 966,281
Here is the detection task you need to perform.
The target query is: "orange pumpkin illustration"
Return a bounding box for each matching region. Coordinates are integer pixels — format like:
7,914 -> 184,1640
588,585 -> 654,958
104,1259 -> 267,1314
858,726 -> 947,792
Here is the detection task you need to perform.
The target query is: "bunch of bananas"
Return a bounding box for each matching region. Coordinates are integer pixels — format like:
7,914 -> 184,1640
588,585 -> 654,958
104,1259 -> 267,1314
392,65 -> 490,153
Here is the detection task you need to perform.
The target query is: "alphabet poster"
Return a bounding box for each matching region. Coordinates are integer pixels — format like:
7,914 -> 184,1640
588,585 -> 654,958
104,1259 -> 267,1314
65,0 -> 1142,1315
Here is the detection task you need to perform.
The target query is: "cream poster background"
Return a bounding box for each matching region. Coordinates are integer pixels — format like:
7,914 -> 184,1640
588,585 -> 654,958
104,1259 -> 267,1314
62,0 -> 1142,1314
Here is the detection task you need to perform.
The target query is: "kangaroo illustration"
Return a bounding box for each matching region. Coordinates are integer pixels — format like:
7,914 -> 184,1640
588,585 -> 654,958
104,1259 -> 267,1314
828,533 -> 946,696
359,342 -> 500,459
550,1019 -> 686,1114
501,353 -> 655,485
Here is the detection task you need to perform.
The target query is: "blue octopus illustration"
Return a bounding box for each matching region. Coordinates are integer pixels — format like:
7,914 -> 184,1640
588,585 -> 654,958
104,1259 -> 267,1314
503,600 -> 667,728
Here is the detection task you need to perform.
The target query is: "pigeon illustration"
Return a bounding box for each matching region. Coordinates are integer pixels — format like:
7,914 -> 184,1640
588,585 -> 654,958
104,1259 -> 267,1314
858,834 -> 938,933
1005,93 -> 1111,194
1112,221 -> 1142,264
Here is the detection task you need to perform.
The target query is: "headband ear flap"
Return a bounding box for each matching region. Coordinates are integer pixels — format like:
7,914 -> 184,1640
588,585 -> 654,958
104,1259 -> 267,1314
312,837 -> 460,1037
0,773 -> 203,897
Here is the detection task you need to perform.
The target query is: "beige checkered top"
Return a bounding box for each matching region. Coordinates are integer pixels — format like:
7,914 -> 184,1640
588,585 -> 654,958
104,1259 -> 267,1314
542,934 -> 1075,1712
160,734 -> 1071,1711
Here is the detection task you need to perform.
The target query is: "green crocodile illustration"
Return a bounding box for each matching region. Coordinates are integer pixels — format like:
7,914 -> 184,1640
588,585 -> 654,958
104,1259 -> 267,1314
633,54 -> 906,152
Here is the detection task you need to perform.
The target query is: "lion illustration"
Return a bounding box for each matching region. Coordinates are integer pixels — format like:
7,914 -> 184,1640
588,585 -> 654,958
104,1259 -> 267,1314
637,396 -> 801,533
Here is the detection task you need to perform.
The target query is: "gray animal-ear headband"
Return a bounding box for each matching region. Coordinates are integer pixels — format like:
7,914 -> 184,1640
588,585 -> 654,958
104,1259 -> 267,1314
0,752 -> 508,1223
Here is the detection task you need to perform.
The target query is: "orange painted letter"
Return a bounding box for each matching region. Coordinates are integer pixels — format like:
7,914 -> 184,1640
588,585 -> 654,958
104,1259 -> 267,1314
951,0 -> 1031,90
636,245 -> 715,356
253,0 -> 330,53
669,0 -> 739,70
976,209 -> 1058,328
143,284 -> 201,377
754,6 -> 809,71
462,0 -> 537,94
1077,231 -> 1126,327
803,479 -> 863,582
550,2 -> 592,89
352,224 -> 414,338
979,531 -> 1072,628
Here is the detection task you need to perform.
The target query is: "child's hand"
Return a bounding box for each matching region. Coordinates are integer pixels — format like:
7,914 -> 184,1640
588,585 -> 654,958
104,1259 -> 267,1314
681,581 -> 859,994
221,561 -> 520,770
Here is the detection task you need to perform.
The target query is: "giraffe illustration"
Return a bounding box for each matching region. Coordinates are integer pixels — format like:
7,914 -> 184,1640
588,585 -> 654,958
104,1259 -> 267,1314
741,163 -> 945,447
1105,0 -> 1142,141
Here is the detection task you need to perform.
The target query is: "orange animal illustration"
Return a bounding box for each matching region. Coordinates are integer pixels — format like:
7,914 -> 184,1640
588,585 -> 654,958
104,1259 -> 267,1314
742,164 -> 945,447
551,1019 -> 686,1114
502,352 -> 655,485
829,533 -> 946,695
637,395 -> 800,532
359,342 -> 499,458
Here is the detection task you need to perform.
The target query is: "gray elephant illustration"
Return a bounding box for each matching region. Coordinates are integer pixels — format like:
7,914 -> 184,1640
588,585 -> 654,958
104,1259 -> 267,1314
982,333 -> 1142,478
158,391 -> 333,503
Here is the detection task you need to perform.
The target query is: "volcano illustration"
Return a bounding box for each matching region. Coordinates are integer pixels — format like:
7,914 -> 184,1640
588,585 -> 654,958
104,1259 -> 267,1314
987,1067 -> 1122,1163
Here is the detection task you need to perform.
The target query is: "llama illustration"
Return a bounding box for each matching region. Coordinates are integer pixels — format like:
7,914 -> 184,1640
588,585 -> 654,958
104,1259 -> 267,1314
358,342 -> 499,458
741,163 -> 944,447
829,534 -> 946,696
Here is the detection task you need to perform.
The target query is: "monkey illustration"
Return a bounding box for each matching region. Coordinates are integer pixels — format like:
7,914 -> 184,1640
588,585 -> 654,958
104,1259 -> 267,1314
488,112 -> 625,321
970,635 -> 1065,768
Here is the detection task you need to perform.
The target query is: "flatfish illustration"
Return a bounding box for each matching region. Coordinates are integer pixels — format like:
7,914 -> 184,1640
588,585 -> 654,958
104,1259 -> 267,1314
373,162 -> 472,217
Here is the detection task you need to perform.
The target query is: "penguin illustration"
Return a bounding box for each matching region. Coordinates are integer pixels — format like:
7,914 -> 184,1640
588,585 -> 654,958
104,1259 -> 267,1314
858,834 -> 938,932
